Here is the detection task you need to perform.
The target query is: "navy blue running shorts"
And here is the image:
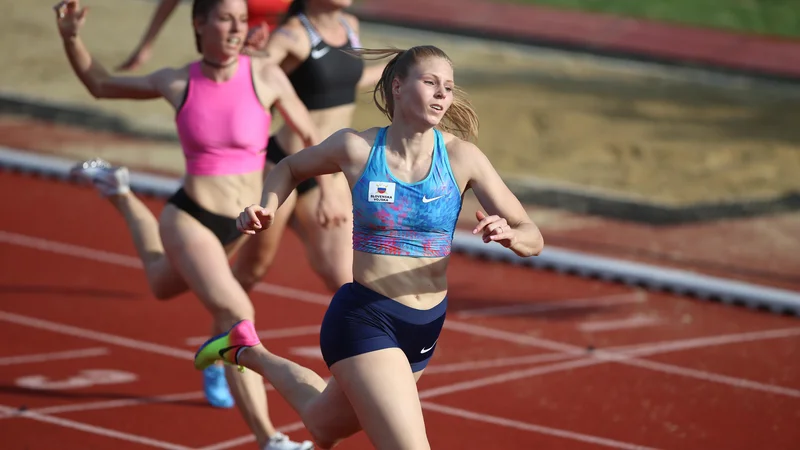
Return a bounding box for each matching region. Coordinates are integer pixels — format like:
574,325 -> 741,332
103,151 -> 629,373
319,281 -> 447,372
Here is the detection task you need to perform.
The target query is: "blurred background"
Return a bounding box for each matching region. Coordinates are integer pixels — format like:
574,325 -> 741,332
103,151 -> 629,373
1,1 -> 799,448
3,0 -> 799,291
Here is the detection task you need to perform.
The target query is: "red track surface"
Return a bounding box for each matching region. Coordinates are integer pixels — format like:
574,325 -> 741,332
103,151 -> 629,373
353,0 -> 800,79
1,171 -> 799,450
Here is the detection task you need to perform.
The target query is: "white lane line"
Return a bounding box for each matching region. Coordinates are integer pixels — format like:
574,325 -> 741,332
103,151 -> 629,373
421,401 -> 658,450
0,404 -> 192,450
456,292 -> 646,318
577,314 -> 662,332
0,311 -> 194,360
0,347 -> 109,366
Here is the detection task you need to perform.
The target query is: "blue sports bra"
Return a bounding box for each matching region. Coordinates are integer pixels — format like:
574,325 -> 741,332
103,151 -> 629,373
351,127 -> 463,257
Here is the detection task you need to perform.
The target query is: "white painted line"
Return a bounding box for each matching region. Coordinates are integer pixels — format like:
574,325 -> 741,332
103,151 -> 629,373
0,230 -> 142,268
420,357 -> 602,399
3,145 -> 800,314
198,421 -> 306,450
289,346 -> 324,360
185,325 -> 320,347
16,369 -> 138,391
0,404 -> 192,450
0,384 -> 278,421
613,326 -> 800,358
26,390 -> 206,416
421,326 -> 800,400
456,292 -> 645,318
0,229 -> 328,308
3,231 -> 799,402
421,401 -> 658,450
0,310 -> 195,360
444,320 -> 584,354
617,357 -> 800,398
424,352 -> 579,374
0,347 -> 109,366
577,314 -> 662,332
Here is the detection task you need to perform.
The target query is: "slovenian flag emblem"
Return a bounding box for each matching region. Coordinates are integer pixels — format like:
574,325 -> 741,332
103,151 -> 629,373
377,185 -> 387,194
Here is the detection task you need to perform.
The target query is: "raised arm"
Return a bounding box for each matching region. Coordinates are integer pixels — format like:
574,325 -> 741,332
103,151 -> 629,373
116,0 -> 182,71
55,0 -> 172,100
459,141 -> 544,257
243,22 -> 296,61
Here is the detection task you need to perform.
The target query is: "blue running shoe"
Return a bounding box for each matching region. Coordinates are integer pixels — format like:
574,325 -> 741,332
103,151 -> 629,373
203,363 -> 235,408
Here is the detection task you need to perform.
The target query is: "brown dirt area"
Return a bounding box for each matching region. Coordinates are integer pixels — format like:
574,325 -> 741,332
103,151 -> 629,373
3,0 -> 800,206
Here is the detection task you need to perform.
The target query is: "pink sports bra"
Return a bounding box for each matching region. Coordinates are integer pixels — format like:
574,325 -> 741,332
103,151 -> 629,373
175,55 -> 271,176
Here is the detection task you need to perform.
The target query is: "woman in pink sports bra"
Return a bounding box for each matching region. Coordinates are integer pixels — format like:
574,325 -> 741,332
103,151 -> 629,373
54,0 -> 342,449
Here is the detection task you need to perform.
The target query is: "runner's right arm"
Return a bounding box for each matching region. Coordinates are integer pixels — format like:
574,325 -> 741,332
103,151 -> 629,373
56,0 -> 168,100
62,36 -> 169,99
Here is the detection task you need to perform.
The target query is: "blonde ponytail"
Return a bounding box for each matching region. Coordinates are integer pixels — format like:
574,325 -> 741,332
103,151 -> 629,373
348,45 -> 479,141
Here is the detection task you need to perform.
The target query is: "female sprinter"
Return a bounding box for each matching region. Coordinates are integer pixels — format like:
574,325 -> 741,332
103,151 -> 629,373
117,0 -> 384,409
194,45 -> 545,449
53,0 -> 347,448
231,0 -> 387,294
117,0 -> 289,71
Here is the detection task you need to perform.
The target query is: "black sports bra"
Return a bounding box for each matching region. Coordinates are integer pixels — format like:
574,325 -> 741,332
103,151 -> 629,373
287,13 -> 365,111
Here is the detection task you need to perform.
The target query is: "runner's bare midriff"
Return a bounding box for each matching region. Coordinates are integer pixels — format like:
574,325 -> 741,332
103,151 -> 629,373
354,250 -> 450,310
183,171 -> 264,218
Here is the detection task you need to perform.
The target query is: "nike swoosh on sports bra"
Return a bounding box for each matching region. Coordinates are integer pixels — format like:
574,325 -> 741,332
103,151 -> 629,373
287,13 -> 365,111
352,127 -> 463,258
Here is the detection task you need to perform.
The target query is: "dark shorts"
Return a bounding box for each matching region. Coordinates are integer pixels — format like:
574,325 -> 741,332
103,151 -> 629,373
166,188 -> 241,246
265,136 -> 318,196
319,281 -> 447,373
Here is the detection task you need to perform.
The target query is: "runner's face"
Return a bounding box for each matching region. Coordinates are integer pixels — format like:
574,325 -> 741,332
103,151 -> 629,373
395,57 -> 454,127
197,0 -> 248,58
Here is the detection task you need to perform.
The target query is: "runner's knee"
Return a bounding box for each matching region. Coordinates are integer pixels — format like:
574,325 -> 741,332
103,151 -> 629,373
232,242 -> 279,291
148,276 -> 186,301
304,421 -> 344,450
312,261 -> 351,293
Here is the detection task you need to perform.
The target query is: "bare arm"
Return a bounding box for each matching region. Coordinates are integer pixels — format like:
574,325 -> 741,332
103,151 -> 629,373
63,35 -> 169,99
264,62 -> 349,198
341,14 -> 387,89
116,0 -> 181,71
259,129 -> 357,212
460,142 -> 544,257
132,0 -> 181,55
247,26 -> 295,62
56,0 -> 170,100
268,63 -> 318,150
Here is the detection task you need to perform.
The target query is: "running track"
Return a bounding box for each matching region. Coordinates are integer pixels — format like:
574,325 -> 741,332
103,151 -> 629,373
0,171 -> 798,450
